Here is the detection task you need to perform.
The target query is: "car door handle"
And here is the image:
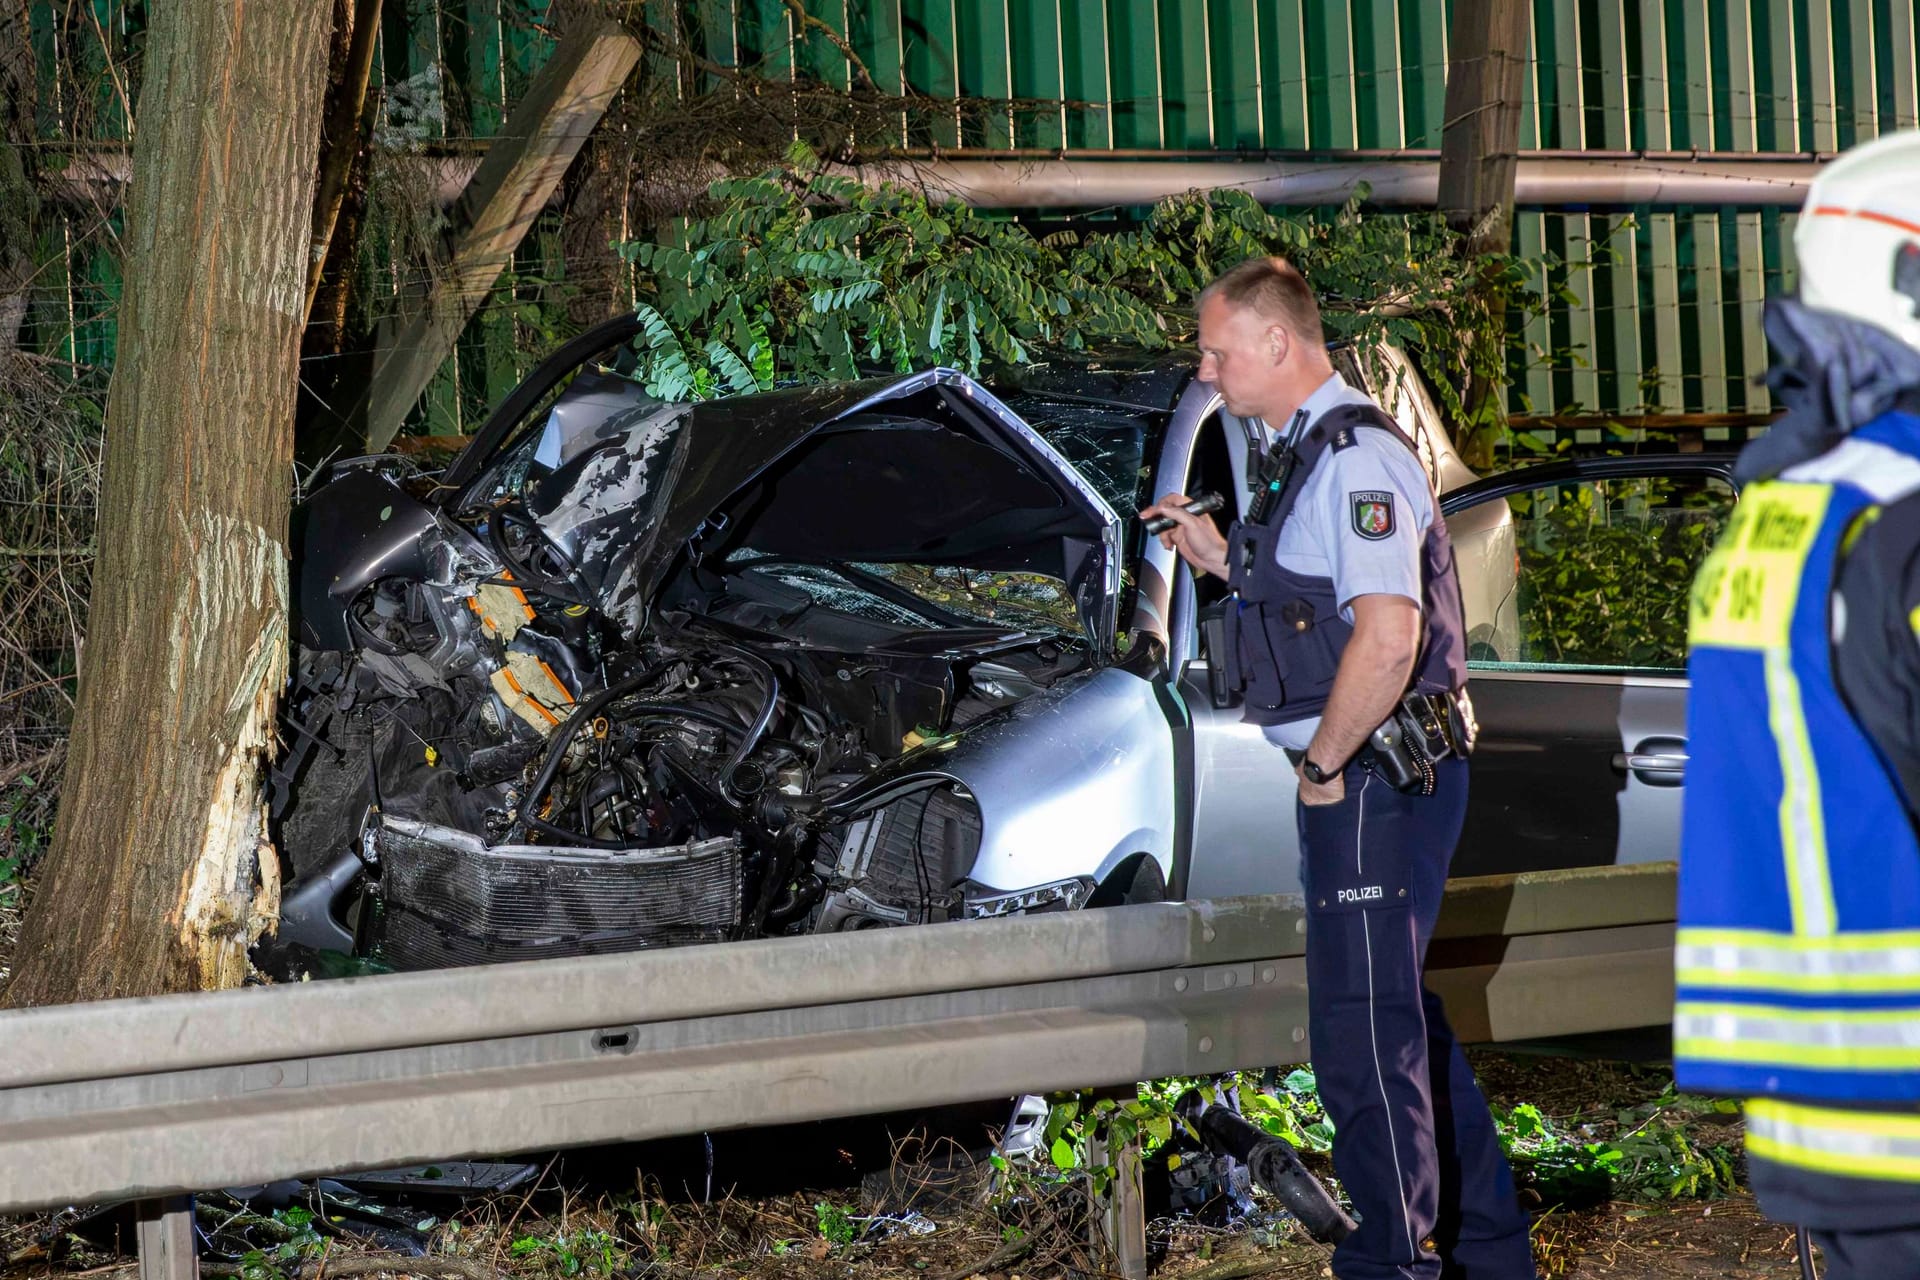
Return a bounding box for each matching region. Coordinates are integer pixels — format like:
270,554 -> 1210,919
1612,737 -> 1688,785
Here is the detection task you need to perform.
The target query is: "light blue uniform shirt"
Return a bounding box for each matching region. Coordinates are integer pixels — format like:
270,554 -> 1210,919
1244,372 -> 1435,751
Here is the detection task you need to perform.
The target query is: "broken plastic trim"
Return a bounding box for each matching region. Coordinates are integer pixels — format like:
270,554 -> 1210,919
962,876 -> 1095,919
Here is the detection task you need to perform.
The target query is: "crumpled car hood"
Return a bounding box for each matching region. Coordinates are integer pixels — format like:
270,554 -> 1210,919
516,367 -> 1123,641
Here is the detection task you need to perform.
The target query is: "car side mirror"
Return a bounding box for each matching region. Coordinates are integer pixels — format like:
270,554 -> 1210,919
1196,601 -> 1241,710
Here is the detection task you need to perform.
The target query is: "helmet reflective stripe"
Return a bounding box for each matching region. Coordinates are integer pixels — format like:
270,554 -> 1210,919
1679,928 -> 1920,993
1747,1100 -> 1920,1182
1793,128 -> 1920,351
1807,206 -> 1920,236
1677,1003 -> 1920,1069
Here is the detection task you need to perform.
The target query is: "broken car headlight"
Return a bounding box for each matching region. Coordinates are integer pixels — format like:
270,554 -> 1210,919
961,876 -> 1096,919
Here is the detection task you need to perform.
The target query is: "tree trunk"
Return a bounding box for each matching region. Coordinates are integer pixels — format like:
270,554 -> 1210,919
1,1 -> 329,1007
560,139 -> 631,327
1437,0 -> 1530,470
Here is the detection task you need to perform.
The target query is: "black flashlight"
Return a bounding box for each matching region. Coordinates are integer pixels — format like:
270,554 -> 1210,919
1143,490 -> 1226,535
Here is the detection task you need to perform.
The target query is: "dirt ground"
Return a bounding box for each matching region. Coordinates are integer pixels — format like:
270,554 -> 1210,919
1145,1196 -> 1811,1279
0,1188 -> 1816,1280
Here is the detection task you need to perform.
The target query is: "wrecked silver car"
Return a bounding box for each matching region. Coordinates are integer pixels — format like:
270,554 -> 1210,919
275,311 -> 1544,973
273,315 -> 1175,970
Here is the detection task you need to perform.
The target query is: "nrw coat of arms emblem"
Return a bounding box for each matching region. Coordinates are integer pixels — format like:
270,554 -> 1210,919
1351,491 -> 1395,540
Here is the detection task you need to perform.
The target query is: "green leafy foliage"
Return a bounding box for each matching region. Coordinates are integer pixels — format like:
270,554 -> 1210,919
613,143 -> 1550,431
813,1200 -> 856,1246
0,773 -> 48,896
509,1227 -> 623,1276
225,1206 -> 328,1280
1023,1068 -> 1734,1215
1504,474 -> 1731,670
1494,1086 -> 1740,1205
1238,1067 -> 1336,1153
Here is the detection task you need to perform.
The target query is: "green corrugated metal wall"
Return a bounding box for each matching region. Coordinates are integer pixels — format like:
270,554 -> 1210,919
20,0 -> 1920,427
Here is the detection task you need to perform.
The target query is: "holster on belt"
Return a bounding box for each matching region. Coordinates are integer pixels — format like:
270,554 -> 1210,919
1365,689 -> 1476,795
1198,600 -> 1242,709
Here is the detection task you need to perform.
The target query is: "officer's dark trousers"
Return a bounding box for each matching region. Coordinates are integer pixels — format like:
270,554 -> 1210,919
1296,756 -> 1534,1280
1750,1152 -> 1920,1280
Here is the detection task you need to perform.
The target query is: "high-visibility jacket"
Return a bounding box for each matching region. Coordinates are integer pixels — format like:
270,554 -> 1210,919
1676,410 -> 1920,1115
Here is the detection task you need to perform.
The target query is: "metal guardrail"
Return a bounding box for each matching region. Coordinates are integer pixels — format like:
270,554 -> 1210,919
0,862 -> 1677,1221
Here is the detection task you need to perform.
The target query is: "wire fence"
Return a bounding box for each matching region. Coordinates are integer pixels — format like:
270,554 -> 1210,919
12,0 -> 1914,428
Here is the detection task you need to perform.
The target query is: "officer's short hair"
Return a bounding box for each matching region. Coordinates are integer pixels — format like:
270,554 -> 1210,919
1200,257 -> 1327,347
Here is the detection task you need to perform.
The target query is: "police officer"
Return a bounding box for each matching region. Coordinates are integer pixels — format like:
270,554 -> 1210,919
1678,129 -> 1920,1279
1142,257 -> 1534,1280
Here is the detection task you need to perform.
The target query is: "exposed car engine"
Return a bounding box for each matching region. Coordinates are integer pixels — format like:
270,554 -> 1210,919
272,458 -> 1088,972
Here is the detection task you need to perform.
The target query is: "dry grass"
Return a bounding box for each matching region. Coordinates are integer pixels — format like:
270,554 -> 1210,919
0,353 -> 91,993
0,352 -> 97,902
0,1119 -> 1807,1280
0,869 -> 24,991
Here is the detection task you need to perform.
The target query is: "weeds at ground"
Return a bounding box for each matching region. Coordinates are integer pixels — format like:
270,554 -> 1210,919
1493,1082 -> 1741,1208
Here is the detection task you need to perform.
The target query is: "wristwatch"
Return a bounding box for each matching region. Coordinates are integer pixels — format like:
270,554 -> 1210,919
1301,757 -> 1335,785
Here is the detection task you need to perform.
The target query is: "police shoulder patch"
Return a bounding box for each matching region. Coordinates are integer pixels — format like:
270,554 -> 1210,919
1351,491 -> 1395,540
1330,428 -> 1355,451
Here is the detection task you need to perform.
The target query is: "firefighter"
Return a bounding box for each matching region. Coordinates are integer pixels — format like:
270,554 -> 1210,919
1677,127 -> 1920,1278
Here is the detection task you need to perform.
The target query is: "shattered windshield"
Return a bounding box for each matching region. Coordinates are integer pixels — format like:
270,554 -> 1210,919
726,552 -> 1080,636
852,563 -> 1080,635
730,558 -> 938,629
1000,395 -> 1155,517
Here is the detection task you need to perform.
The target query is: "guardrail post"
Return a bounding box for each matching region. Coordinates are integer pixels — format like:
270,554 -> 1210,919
136,1196 -> 197,1280
1088,1116 -> 1147,1280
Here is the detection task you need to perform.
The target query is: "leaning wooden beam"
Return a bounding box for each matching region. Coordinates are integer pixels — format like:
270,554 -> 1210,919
357,18 -> 640,454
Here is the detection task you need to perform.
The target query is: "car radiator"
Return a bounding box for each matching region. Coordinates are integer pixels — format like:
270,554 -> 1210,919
372,824 -> 743,969
833,787 -> 982,917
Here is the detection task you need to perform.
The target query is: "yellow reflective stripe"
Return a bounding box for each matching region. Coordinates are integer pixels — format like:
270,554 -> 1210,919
1911,602 -> 1920,639
1746,1131 -> 1920,1181
1751,1099 -> 1920,1140
1685,482 -> 1838,936
1678,928 -> 1920,952
1677,1001 -> 1920,1069
1676,967 -> 1920,994
1747,1100 -> 1920,1182
1765,647 -> 1836,936
1839,505 -> 1881,555
1675,928 -> 1920,993
1679,1002 -> 1920,1027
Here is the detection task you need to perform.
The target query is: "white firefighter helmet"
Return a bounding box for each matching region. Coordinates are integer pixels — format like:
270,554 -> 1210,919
1794,128 -> 1920,350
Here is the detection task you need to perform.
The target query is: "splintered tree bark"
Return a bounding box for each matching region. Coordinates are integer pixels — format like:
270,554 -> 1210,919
1,1 -> 329,1007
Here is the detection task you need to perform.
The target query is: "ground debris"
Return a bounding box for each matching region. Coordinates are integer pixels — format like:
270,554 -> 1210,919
202,1255 -> 504,1280
0,1053 -> 1816,1280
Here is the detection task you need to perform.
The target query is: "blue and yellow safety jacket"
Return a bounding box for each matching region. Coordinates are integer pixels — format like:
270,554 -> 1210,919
1677,410 -> 1920,1175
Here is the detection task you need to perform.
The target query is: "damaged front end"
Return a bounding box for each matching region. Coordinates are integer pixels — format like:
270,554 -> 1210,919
269,347 -> 1140,973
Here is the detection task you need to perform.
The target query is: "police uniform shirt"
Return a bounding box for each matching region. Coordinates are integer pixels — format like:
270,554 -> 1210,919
1257,371 -> 1436,752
